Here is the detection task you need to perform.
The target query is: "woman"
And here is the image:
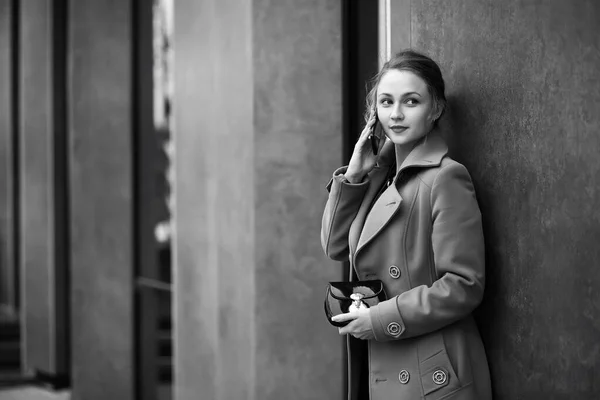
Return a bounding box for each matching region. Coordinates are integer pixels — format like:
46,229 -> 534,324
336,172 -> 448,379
321,50 -> 492,400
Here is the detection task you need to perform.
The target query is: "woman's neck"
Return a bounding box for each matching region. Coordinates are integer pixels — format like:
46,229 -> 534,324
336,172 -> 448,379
394,143 -> 413,171
394,143 -> 414,172
394,132 -> 432,172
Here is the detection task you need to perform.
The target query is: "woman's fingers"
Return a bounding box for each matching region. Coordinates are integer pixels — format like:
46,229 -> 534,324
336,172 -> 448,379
332,311 -> 358,324
338,324 -> 368,339
347,115 -> 381,178
335,311 -> 363,336
338,324 -> 354,336
359,115 -> 378,141
374,123 -> 387,154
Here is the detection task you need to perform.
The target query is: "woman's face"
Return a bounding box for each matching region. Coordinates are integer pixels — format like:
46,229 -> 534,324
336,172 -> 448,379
376,69 -> 436,148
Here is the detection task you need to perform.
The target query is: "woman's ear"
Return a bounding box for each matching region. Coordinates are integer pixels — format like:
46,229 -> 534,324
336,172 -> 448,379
431,104 -> 445,123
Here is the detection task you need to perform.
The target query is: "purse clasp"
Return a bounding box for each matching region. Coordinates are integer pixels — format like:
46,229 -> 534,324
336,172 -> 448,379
349,293 -> 368,312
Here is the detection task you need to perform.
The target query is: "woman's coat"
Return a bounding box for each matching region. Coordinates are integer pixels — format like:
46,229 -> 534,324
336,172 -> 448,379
321,133 -> 492,400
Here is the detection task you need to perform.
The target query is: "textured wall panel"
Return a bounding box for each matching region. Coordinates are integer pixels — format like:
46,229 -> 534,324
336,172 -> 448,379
0,0 -> 16,312
68,0 -> 134,398
173,0 -> 255,399
19,0 -> 68,375
253,0 -> 343,398
173,0 -> 343,399
411,1 -> 600,398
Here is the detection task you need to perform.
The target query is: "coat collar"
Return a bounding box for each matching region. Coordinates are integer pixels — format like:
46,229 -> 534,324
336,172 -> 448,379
351,131 -> 448,256
376,131 -> 448,173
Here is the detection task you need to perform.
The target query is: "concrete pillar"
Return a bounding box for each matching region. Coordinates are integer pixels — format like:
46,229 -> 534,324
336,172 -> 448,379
173,0 -> 344,399
19,0 -> 68,377
0,0 -> 16,316
68,0 -> 135,398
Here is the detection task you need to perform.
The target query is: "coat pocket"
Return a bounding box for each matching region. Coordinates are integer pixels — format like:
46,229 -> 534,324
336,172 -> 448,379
419,350 -> 462,399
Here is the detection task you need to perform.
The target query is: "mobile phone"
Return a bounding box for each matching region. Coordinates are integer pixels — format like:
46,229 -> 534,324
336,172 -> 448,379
369,111 -> 381,155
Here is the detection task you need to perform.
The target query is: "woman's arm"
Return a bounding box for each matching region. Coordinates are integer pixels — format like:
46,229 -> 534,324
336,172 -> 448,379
322,109 -> 389,261
370,161 -> 485,340
320,166 -> 370,261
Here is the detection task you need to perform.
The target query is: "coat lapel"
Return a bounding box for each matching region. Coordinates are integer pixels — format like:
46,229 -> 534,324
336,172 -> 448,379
355,184 -> 403,252
347,139 -> 396,256
353,133 -> 449,255
395,132 -> 448,172
347,163 -> 393,256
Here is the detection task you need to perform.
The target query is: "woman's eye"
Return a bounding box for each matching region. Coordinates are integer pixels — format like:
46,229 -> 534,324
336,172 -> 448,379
380,99 -> 392,106
405,98 -> 419,105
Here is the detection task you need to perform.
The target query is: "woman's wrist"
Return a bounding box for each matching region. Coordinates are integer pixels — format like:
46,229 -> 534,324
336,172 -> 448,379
344,172 -> 365,184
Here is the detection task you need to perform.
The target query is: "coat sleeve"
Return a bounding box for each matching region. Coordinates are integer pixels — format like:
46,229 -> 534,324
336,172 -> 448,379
321,166 -> 370,261
370,162 -> 485,341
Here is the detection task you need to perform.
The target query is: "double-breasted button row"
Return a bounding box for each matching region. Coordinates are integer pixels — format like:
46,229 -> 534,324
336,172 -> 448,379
398,369 -> 446,386
388,265 -> 401,279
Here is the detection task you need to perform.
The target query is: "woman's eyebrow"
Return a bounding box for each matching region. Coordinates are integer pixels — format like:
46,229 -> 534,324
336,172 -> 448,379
378,91 -> 422,97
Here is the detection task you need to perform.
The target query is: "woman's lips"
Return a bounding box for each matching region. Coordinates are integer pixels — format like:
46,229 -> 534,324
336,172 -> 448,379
389,125 -> 408,133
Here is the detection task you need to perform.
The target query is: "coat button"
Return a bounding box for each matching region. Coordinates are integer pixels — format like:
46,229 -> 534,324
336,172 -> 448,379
398,369 -> 410,384
388,265 -> 401,279
386,322 -> 401,336
432,369 -> 447,385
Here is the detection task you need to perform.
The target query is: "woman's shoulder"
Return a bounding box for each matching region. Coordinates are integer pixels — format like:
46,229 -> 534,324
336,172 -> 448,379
417,156 -> 473,188
438,156 -> 471,175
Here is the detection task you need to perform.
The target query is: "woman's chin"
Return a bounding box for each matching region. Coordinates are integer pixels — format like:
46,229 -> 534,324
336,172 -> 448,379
385,132 -> 427,148
386,136 -> 416,147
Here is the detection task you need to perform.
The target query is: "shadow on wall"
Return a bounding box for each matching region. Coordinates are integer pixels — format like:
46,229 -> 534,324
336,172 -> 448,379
441,92 -> 503,396
442,91 -> 513,345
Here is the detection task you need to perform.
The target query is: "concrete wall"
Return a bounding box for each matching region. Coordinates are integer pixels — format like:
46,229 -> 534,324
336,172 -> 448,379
410,1 -> 600,398
69,0 -> 135,398
253,1 -> 344,398
0,0 -> 16,313
173,0 -> 343,399
19,0 -> 69,376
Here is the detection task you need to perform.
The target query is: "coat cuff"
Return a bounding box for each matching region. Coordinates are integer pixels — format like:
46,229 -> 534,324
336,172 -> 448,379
370,297 -> 406,341
325,166 -> 370,192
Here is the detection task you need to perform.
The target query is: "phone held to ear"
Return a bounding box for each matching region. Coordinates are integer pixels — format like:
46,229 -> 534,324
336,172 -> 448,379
369,131 -> 380,155
369,113 -> 381,155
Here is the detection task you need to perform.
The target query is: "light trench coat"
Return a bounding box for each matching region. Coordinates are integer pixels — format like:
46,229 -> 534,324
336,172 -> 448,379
321,133 -> 492,400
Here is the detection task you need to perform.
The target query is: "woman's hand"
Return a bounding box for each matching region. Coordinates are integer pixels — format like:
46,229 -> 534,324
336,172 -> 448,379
345,110 -> 387,183
332,308 -> 375,340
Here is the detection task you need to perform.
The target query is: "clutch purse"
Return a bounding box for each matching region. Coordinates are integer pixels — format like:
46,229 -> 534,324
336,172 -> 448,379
324,280 -> 388,327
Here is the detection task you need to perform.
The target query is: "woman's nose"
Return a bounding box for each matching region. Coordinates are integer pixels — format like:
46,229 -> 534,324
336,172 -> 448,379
390,105 -> 404,120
